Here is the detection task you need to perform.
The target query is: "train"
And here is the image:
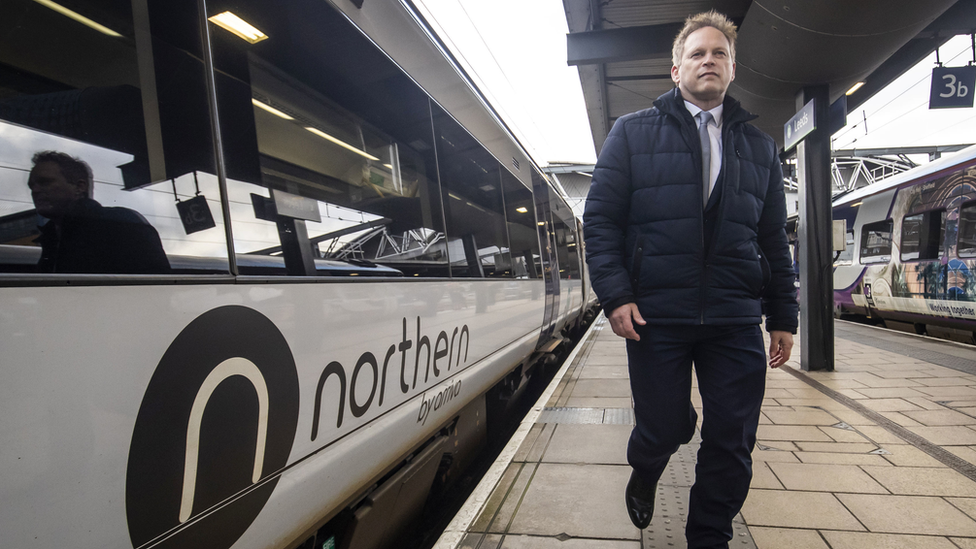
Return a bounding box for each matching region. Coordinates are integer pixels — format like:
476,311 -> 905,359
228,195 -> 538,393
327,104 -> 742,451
0,1 -> 598,548
831,143 -> 976,343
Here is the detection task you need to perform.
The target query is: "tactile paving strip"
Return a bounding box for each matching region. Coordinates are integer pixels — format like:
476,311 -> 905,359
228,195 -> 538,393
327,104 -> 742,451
603,407 -> 636,425
537,407 -> 636,425
537,407 -> 605,424
643,489 -> 756,549
644,437 -> 757,549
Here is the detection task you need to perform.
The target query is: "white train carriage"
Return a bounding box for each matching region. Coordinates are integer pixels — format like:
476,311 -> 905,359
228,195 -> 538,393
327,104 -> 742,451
0,1 -> 597,548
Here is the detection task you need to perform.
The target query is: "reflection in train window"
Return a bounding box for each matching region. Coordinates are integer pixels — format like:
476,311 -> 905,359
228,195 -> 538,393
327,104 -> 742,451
860,219 -> 892,264
900,210 -> 945,261
960,202 -> 976,258
0,0 -> 227,275
208,0 -> 449,276
432,105 -> 510,278
550,191 -> 580,280
501,170 -> 540,278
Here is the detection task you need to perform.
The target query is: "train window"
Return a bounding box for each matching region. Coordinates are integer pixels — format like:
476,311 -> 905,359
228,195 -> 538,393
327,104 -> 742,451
207,0 -> 449,276
550,192 -> 581,280
432,105 -> 510,278
0,0 -> 230,276
960,202 -> 976,257
834,229 -> 855,265
860,219 -> 892,264
501,170 -> 540,278
900,210 -> 945,261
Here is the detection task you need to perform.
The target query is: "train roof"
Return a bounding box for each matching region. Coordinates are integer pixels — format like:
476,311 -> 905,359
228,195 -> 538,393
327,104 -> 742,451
833,143 -> 976,208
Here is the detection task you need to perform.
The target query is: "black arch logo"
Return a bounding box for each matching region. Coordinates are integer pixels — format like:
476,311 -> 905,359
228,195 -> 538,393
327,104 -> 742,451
126,306 -> 300,549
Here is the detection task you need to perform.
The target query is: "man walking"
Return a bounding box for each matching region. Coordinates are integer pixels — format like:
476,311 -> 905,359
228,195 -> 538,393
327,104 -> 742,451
582,11 -> 798,549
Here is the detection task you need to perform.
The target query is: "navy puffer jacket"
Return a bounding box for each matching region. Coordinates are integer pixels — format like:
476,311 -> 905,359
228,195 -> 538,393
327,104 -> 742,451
583,89 -> 798,333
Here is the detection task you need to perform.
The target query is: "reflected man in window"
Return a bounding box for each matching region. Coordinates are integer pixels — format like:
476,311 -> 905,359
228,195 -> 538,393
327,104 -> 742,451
29,151 -> 170,274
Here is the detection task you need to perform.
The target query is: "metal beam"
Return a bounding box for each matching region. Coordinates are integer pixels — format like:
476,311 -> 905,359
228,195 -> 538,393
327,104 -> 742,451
832,144 -> 972,157
543,164 -> 595,174
605,74 -> 673,82
567,23 -> 683,66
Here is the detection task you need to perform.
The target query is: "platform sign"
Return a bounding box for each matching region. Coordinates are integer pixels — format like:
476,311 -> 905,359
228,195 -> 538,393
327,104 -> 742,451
176,195 -> 216,234
930,66 -> 976,109
272,189 -> 322,222
784,99 -> 816,151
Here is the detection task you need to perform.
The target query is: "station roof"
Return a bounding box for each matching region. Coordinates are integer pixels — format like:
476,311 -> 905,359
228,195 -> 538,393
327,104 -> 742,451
564,0 -> 976,154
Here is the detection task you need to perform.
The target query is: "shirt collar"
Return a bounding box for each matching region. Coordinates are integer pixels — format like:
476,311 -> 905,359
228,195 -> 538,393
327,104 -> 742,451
683,100 -> 723,126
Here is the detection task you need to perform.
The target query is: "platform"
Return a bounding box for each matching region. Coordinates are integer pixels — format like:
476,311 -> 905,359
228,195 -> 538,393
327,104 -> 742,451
436,313 -> 976,549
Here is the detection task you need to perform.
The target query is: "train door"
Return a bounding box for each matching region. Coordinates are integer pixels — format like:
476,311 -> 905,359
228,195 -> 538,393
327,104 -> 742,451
533,171 -> 559,347
575,217 -> 589,325
549,189 -> 581,331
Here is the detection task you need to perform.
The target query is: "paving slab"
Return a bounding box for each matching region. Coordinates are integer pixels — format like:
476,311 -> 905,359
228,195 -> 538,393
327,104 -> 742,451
575,366 -> 630,379
763,409 -> 837,425
583,355 -> 629,366
749,527 -> 829,549
793,451 -> 892,466
499,535 -> 640,549
861,466 -> 976,496
740,490 -> 864,530
819,531 -> 959,549
903,409 -> 976,426
541,424 -> 631,465
757,425 -> 835,441
568,379 -> 632,398
506,463 -> 638,540
906,426 -> 976,445
767,462 -> 887,493
563,397 -> 632,408
838,493 -> 976,536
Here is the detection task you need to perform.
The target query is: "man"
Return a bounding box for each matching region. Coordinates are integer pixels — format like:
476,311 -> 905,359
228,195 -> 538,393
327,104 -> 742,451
29,150 -> 170,274
582,11 -> 797,549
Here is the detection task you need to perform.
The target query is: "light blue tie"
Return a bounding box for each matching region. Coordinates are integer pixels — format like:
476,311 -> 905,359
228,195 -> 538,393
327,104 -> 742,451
699,111 -> 713,207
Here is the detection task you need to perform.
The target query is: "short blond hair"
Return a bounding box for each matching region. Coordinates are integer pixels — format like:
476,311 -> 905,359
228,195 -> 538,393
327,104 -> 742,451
671,10 -> 737,66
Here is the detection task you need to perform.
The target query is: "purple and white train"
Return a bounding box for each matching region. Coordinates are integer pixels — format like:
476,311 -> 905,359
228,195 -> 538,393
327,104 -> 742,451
832,144 -> 976,342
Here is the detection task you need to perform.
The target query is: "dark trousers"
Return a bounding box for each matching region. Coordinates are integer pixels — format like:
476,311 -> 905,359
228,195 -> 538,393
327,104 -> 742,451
626,323 -> 766,549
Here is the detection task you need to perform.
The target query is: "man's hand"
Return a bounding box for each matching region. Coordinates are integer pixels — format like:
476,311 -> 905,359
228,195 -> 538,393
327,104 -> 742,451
608,303 -> 646,341
768,330 -> 794,368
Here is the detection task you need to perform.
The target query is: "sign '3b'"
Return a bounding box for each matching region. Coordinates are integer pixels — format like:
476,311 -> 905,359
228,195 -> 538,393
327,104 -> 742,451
930,66 -> 976,109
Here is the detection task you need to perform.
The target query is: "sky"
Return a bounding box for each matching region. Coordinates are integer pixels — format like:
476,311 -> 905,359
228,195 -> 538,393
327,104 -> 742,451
414,0 -> 597,166
414,0 -> 975,169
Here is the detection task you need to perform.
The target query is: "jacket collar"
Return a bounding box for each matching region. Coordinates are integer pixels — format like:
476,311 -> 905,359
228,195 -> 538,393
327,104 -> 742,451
653,88 -> 757,127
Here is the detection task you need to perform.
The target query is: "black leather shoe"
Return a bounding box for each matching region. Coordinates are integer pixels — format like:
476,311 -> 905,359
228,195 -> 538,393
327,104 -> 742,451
625,470 -> 656,529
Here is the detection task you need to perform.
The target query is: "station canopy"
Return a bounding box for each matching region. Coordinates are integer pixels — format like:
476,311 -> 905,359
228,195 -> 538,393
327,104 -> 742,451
564,0 -> 976,154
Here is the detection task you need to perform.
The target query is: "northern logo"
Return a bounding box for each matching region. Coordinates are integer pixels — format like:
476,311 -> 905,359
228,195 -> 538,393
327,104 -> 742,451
126,306 -> 299,549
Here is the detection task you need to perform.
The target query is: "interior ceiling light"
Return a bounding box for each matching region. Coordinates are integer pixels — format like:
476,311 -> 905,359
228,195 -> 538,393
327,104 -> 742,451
209,11 -> 268,44
305,127 -> 380,161
33,0 -> 122,37
251,99 -> 293,120
846,81 -> 866,95
516,206 -> 528,213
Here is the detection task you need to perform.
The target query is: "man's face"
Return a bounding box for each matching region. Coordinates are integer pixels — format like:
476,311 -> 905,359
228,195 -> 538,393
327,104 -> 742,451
671,26 -> 736,109
28,161 -> 85,219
